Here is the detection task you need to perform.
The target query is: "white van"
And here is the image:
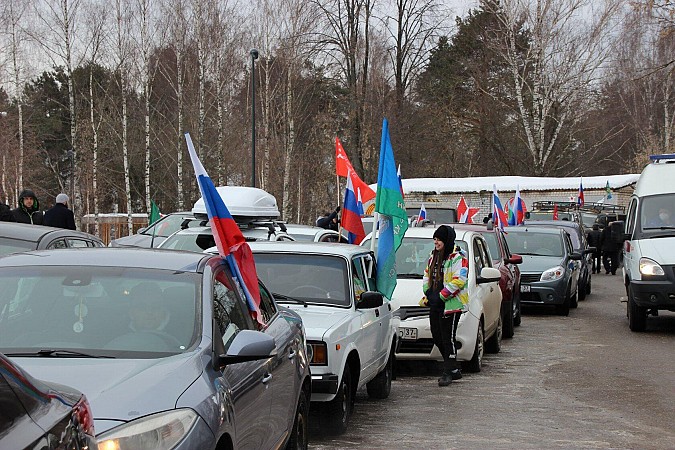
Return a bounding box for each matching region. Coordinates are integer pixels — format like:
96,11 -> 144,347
622,154 -> 675,331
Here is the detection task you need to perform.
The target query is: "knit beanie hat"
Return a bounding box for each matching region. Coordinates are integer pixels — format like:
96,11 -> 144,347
56,193 -> 69,204
433,225 -> 456,251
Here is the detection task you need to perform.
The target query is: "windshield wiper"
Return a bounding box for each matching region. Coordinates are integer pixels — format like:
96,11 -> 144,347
397,273 -> 423,279
272,293 -> 308,307
5,349 -> 113,358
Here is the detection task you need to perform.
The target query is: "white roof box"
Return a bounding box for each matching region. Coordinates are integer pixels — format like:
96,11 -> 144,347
192,186 -> 280,219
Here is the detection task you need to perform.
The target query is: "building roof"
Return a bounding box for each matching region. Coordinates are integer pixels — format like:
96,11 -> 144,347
388,174 -> 640,195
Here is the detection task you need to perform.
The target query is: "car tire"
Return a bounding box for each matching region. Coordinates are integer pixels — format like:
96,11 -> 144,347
485,312 -> 502,353
627,288 -> 647,332
556,291 -> 570,316
578,278 -> 587,301
465,322 -> 484,373
502,300 -> 514,339
513,292 -> 522,327
286,389 -> 309,450
569,285 -> 578,309
586,278 -> 591,295
366,346 -> 393,399
322,366 -> 353,435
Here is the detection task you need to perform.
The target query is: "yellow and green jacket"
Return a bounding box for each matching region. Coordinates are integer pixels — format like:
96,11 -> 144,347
422,246 -> 469,313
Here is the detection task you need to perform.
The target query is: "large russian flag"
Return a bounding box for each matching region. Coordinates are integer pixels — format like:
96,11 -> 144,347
185,133 -> 262,324
493,185 -> 509,230
342,173 -> 366,245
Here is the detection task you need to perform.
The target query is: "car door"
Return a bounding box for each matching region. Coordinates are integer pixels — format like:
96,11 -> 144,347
211,270 -> 273,450
474,237 -> 501,334
258,282 -> 298,445
563,233 -> 579,294
353,255 -> 381,381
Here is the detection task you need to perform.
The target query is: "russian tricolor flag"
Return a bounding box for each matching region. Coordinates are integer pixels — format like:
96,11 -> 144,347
577,177 -> 585,207
417,203 -> 427,225
185,133 -> 262,324
508,185 -> 524,225
342,172 -> 366,245
493,185 -> 509,230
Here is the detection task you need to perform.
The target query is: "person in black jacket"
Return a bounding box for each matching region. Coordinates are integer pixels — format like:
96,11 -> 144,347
43,193 -> 76,230
599,222 -> 621,275
0,191 -> 14,222
585,224 -> 602,274
316,206 -> 340,231
11,189 -> 43,225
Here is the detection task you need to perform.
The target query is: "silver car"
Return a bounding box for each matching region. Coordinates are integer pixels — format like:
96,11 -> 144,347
0,248 -> 310,449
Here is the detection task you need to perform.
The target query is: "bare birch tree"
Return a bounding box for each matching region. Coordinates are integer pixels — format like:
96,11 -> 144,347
488,0 -> 621,175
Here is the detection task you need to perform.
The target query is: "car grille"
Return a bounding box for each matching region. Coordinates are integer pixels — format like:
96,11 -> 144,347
520,273 -> 542,283
398,338 -> 434,354
520,292 -> 542,302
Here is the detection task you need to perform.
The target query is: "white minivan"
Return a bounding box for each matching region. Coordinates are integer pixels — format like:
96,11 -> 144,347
622,154 -> 675,331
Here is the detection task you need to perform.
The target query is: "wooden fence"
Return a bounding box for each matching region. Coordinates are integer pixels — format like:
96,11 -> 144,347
81,214 -> 149,246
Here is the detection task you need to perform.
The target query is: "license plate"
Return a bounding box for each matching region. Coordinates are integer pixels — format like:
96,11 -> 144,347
521,284 -> 531,293
399,327 -> 418,340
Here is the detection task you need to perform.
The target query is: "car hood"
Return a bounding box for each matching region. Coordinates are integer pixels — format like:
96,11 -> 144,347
635,238 -> 675,265
280,304 -> 351,340
391,278 -> 424,309
518,255 -> 566,273
12,353 -> 202,434
110,233 -> 153,248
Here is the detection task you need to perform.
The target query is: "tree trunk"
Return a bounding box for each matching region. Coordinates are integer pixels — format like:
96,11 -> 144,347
177,46 -> 184,210
90,68 -> 99,235
282,67 -> 294,220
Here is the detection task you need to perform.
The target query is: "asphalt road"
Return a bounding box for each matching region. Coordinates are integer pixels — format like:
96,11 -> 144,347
310,272 -> 675,449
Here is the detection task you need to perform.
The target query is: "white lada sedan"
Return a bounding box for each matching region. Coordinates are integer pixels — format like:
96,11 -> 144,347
362,224 -> 502,372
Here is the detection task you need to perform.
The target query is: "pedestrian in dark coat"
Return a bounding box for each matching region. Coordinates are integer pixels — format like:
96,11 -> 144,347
586,224 -> 602,274
316,206 -> 340,231
0,194 -> 14,222
599,222 -> 620,275
44,193 -> 76,230
11,189 -> 44,225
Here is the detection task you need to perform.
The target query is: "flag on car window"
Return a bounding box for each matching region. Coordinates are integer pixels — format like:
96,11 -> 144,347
577,178 -> 585,207
343,172 -> 366,245
335,137 -> 376,203
492,185 -> 509,230
184,133 -> 263,325
375,118 -> 408,299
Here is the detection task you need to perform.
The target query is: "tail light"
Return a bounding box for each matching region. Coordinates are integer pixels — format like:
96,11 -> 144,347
73,396 -> 96,436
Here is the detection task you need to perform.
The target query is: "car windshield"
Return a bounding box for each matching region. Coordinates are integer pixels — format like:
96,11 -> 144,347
580,212 -> 597,228
161,232 -> 215,252
639,193 -> 675,233
143,214 -> 198,238
388,238 -> 468,277
405,207 -> 457,223
504,231 -> 563,257
253,253 -> 351,307
0,266 -> 200,358
0,238 -> 36,257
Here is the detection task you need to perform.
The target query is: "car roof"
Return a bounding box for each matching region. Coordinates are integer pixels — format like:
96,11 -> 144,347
0,222 -> 101,242
248,241 -> 370,258
504,226 -> 563,234
0,248 -> 208,272
364,224 -> 474,241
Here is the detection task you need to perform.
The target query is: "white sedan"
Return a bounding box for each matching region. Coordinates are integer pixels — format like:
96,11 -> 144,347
362,225 -> 502,372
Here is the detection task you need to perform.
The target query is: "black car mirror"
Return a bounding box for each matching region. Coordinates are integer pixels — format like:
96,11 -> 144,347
357,291 -> 384,309
215,329 -> 277,369
570,252 -> 583,260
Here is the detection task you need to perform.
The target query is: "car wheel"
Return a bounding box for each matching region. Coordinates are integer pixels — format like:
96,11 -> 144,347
513,292 -> 522,327
322,366 -> 353,435
366,346 -> 393,399
569,284 -> 578,309
578,278 -> 587,301
485,312 -> 502,353
556,290 -> 570,316
586,278 -> 591,295
627,287 -> 647,332
502,300 -> 514,339
465,321 -> 484,373
285,388 -> 309,450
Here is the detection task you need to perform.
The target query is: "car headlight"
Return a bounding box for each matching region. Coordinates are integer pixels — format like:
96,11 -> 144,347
97,409 -> 198,450
639,258 -> 665,277
540,266 -> 565,282
307,340 -> 328,366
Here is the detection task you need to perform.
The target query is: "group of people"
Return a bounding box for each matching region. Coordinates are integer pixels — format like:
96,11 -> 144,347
0,189 -> 76,230
586,221 -> 625,276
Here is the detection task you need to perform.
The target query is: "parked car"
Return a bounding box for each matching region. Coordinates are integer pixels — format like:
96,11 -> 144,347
455,223 -> 523,339
502,226 -> 582,316
0,223 -> 104,256
160,222 -> 295,252
247,241 -> 397,435
0,248 -> 311,449
284,223 -> 344,242
109,211 -> 201,248
361,225 -> 503,373
523,219 -> 596,301
0,352 -> 97,449
621,153 -> 675,332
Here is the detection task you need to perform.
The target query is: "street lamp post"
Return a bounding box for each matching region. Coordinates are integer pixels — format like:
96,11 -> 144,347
250,48 -> 259,188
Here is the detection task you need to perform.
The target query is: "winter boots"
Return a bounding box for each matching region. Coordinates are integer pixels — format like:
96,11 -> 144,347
438,358 -> 462,386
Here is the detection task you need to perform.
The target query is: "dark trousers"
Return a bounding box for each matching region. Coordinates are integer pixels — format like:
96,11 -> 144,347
592,251 -> 602,273
429,309 -> 461,363
602,250 -> 619,274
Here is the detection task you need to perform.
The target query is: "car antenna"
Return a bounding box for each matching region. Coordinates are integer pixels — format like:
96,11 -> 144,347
149,216 -> 158,248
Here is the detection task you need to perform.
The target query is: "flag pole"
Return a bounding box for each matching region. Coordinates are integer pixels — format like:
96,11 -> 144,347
367,211 -> 378,277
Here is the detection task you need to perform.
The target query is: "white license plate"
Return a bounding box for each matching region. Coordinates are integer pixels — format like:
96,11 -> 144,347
399,327 -> 418,340
521,284 -> 531,293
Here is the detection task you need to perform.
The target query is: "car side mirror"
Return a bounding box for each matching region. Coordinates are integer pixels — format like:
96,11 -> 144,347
570,252 -> 582,261
214,329 -> 277,370
477,267 -> 501,284
357,291 -> 384,309
506,254 -> 522,265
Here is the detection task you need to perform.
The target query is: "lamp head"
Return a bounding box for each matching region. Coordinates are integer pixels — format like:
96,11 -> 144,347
250,48 -> 259,60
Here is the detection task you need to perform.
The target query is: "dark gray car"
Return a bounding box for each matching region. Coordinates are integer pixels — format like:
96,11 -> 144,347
503,226 -> 582,316
0,248 -> 310,449
0,222 -> 104,256
108,211 -> 201,248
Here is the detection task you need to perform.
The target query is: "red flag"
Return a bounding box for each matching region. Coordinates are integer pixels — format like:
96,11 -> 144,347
336,137 -> 354,177
349,170 -> 376,203
342,174 -> 366,244
457,196 -> 480,224
553,204 -> 559,220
